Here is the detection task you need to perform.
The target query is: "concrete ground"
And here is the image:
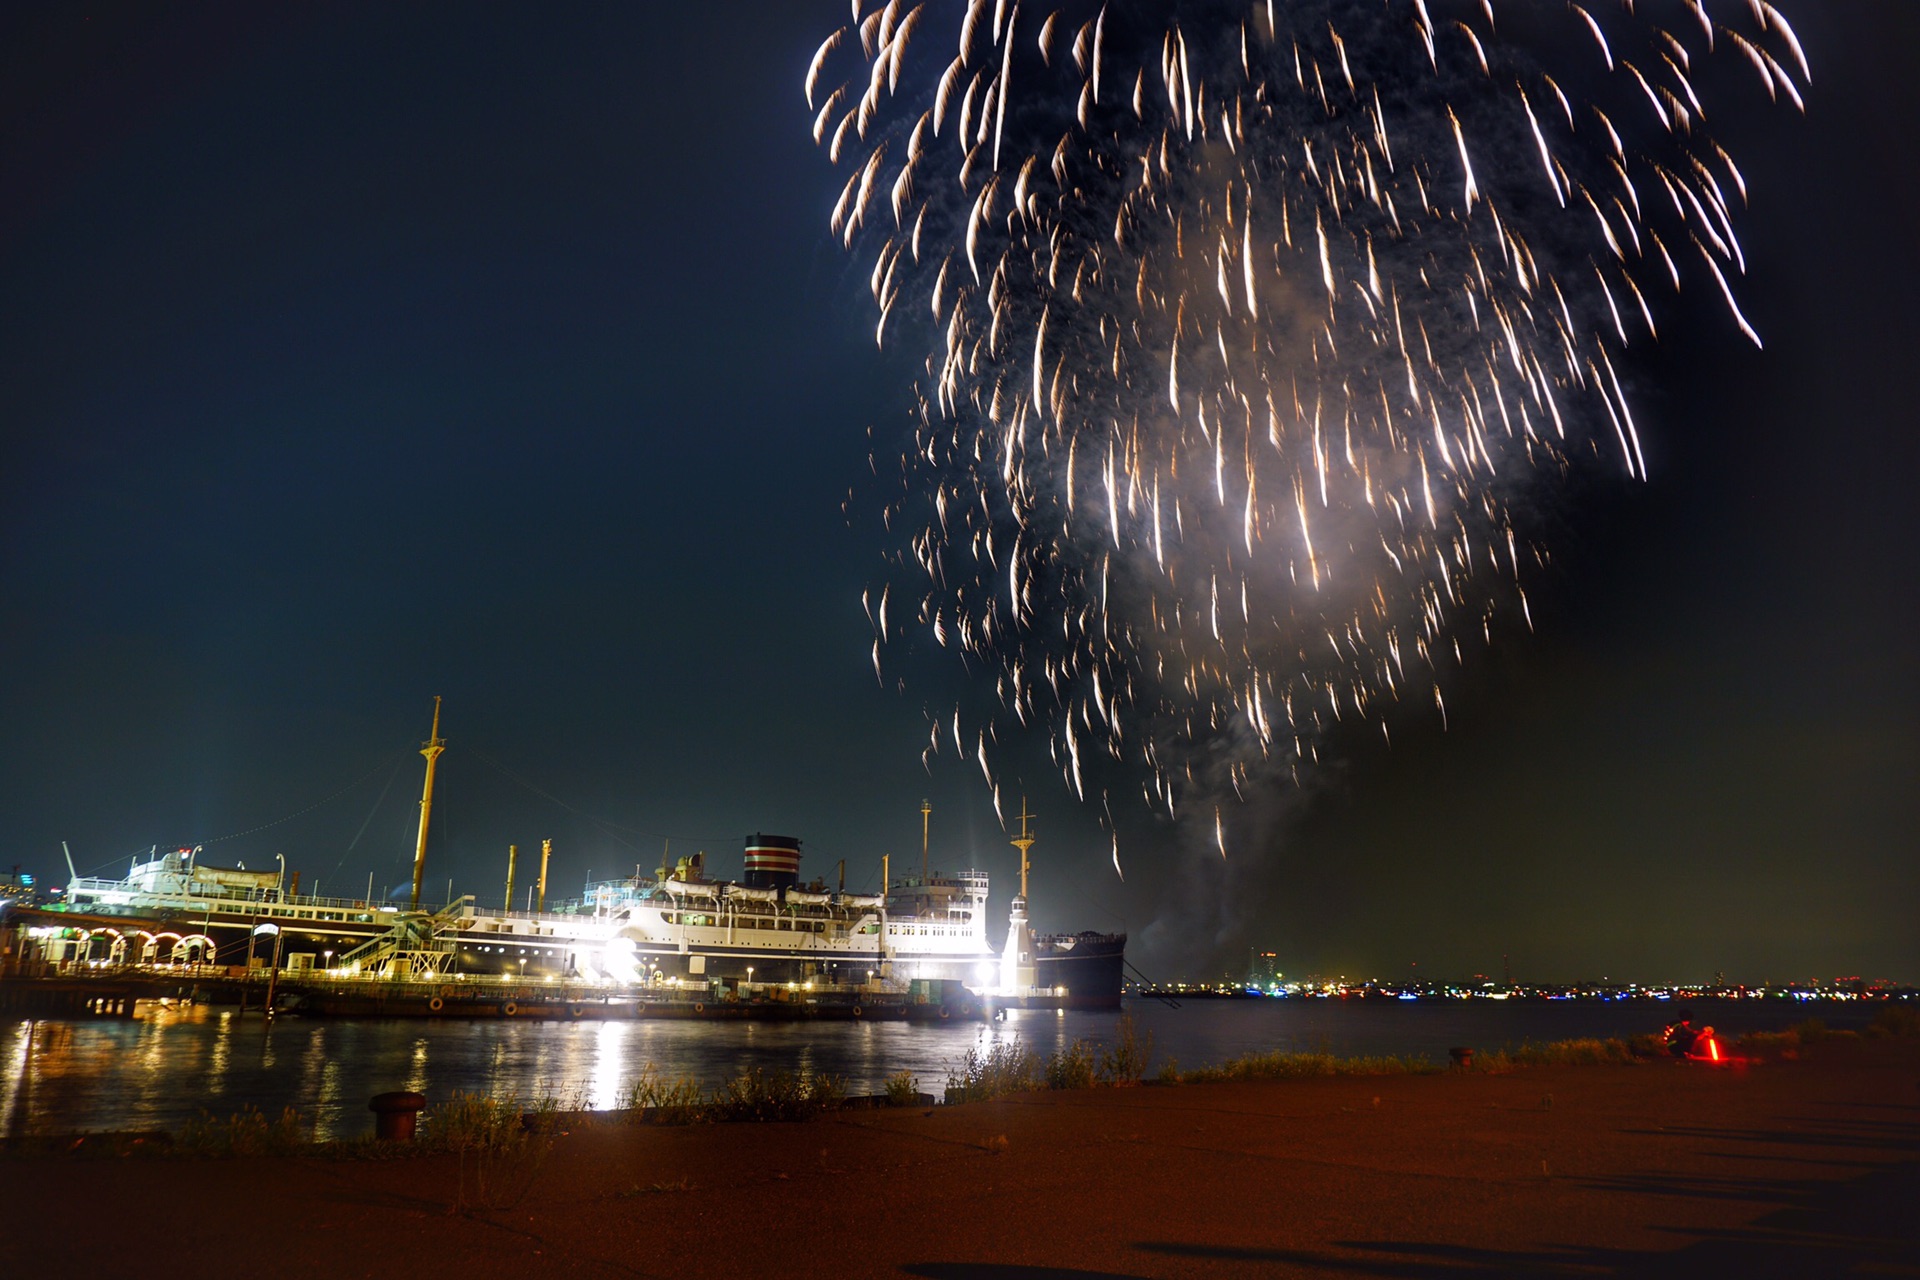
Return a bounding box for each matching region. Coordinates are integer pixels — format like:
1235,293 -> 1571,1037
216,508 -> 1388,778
3,1036 -> 1916,1278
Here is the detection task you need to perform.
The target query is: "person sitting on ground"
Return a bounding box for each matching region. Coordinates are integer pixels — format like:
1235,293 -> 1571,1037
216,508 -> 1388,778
1664,1009 -> 1700,1057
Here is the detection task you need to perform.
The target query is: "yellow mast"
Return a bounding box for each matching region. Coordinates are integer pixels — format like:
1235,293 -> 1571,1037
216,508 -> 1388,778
879,851 -> 892,979
1010,799 -> 1035,900
536,838 -> 552,913
920,798 -> 931,883
408,696 -> 446,910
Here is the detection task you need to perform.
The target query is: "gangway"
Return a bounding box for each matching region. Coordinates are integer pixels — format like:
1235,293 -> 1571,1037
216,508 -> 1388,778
338,896 -> 471,977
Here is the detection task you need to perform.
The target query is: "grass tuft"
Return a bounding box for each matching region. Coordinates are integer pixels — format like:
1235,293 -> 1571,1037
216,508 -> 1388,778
1045,1040 -> 1099,1090
1474,1038 -> 1642,1071
421,1092 -> 561,1214
945,1040 -> 1040,1103
617,1066 -> 706,1124
177,1105 -> 308,1157
625,1176 -> 697,1195
884,1070 -> 922,1106
1171,1050 -> 1441,1083
1869,1004 -> 1920,1037
1736,1029 -> 1801,1057
1099,1013 -> 1154,1085
704,1068 -> 845,1122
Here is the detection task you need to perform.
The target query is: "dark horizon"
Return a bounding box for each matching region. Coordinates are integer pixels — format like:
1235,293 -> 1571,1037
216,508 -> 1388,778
3,2 -> 1915,986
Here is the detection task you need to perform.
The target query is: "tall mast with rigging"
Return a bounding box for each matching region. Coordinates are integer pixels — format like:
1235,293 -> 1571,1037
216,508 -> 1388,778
1011,799 -> 1036,902
999,798 -> 1038,994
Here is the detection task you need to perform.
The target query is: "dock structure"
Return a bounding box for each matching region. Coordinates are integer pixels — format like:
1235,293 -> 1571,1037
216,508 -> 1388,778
0,973 -> 146,1018
0,962 -> 988,1022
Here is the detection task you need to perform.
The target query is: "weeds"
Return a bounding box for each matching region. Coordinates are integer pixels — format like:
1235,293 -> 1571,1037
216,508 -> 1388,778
1045,1041 -> 1098,1090
420,1091 -> 523,1153
1869,1004 -> 1920,1037
177,1105 -> 308,1156
624,1176 -> 697,1195
422,1092 -> 560,1214
704,1068 -> 845,1122
1173,1050 -> 1442,1083
815,1074 -> 848,1110
1737,1029 -> 1801,1057
884,1070 -> 922,1106
1099,1014 -> 1153,1084
944,1040 -> 1039,1103
617,1066 -> 706,1124
1475,1038 -> 1641,1071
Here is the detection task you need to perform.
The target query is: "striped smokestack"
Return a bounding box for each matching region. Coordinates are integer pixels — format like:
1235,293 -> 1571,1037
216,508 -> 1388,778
742,834 -> 801,890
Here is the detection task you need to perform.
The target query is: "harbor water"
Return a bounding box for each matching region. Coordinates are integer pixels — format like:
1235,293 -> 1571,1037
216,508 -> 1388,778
0,996 -> 1882,1141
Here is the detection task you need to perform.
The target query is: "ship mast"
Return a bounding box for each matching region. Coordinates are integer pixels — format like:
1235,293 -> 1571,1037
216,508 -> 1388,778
408,696 -> 446,910
999,798 -> 1038,994
919,798 -> 931,883
1010,799 -> 1035,901
536,837 -> 551,913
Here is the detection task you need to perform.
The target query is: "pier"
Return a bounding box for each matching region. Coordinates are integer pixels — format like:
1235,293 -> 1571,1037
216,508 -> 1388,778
0,973 -> 146,1018
0,961 -> 988,1022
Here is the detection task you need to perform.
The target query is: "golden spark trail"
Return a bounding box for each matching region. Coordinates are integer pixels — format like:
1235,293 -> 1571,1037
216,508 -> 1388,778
808,0 -> 1806,842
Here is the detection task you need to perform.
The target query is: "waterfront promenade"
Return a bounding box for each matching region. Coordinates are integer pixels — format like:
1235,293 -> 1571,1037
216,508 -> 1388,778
3,1037 -> 1915,1277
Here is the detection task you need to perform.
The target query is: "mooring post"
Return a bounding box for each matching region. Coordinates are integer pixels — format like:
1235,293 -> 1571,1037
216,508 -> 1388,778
369,1091 -> 427,1141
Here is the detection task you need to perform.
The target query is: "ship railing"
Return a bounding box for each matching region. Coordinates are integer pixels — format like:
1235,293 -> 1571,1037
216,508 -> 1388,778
475,903 -> 605,925
65,876 -> 169,900
23,960 -> 231,980
58,885 -> 350,916
60,879 -> 461,919
261,968 -> 649,1001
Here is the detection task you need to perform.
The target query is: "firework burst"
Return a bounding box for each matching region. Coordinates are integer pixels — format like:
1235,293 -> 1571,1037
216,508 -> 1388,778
811,0 -> 1807,855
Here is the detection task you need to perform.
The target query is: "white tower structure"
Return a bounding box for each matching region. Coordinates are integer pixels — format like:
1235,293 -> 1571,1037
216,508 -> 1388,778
999,802 -> 1038,993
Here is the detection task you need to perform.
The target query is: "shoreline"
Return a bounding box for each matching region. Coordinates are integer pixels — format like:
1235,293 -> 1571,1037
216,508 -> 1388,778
4,1035 -> 1916,1277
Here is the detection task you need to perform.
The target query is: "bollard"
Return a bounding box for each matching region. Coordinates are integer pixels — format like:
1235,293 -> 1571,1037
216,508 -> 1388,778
1448,1046 -> 1474,1070
369,1091 -> 427,1141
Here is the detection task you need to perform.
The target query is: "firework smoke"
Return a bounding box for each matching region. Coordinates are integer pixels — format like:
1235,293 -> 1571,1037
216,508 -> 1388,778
811,0 -> 1807,862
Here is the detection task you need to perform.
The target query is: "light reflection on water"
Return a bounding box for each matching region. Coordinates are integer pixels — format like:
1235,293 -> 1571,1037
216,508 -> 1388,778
0,997 -> 1874,1142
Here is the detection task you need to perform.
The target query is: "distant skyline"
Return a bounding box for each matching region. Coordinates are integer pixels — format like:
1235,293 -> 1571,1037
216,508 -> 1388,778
3,2 -> 1914,984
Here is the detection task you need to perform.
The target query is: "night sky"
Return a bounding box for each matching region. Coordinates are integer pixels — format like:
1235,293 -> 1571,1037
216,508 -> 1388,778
4,2 -> 1914,986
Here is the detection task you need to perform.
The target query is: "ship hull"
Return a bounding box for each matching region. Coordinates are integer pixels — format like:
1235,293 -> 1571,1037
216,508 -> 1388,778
288,987 -> 987,1021
1032,932 -> 1127,1009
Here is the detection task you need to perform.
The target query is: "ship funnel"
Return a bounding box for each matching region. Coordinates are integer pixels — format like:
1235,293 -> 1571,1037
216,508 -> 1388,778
743,834 -> 801,890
